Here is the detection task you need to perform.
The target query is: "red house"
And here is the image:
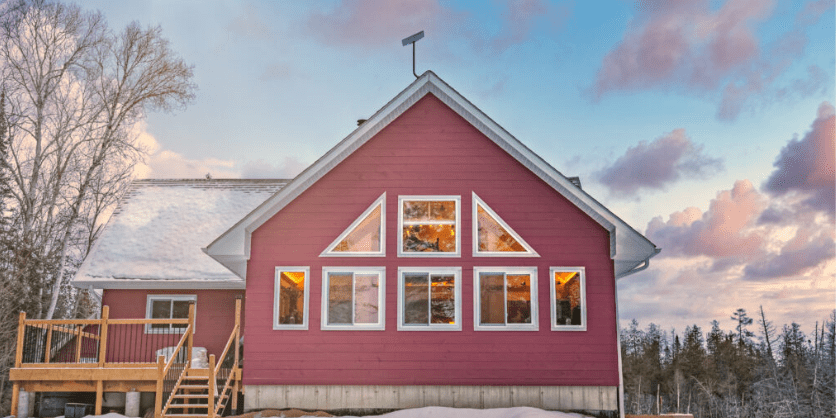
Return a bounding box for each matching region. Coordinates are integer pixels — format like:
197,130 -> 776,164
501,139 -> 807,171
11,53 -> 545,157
71,71 -> 658,416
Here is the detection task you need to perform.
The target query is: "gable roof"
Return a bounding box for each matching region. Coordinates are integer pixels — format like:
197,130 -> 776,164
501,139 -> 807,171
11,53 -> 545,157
205,71 -> 659,279
73,179 -> 288,289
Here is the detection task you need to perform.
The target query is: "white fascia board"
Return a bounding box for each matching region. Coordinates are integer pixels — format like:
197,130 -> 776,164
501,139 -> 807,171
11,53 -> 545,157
421,73 -> 658,276
205,71 -> 659,279
205,73 -> 434,271
72,277 -> 246,290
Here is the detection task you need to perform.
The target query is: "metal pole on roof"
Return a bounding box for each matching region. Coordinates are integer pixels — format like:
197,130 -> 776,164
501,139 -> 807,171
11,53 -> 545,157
402,31 -> 424,79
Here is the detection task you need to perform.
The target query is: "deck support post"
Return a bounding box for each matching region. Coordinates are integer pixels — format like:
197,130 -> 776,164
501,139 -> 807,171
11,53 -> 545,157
208,354 -> 216,418
155,355 -> 164,418
187,304 -> 195,366
11,382 -> 20,417
95,380 -> 104,415
125,390 -> 141,417
232,298 -> 241,413
98,306 -> 110,367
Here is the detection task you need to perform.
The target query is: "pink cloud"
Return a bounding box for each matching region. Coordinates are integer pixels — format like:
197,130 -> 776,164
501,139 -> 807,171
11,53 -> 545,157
744,227 -> 835,280
593,0 -> 771,96
304,0 -> 568,54
646,179 -> 766,258
592,0 -> 831,120
763,101 -> 835,212
305,0 -> 462,48
595,129 -> 722,197
489,0 -> 570,52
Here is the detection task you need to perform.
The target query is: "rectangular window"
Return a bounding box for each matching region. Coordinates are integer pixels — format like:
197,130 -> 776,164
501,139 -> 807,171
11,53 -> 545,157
473,267 -> 538,331
145,295 -> 195,334
550,267 -> 586,331
397,267 -> 461,330
398,196 -> 461,257
274,267 -> 310,330
321,267 -> 386,330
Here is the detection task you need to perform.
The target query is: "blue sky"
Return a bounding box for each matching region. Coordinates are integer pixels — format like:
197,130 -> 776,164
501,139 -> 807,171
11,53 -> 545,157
76,0 -> 835,338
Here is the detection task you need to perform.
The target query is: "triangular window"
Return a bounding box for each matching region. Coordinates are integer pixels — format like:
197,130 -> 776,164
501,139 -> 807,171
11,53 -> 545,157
472,193 -> 538,257
321,193 -> 386,257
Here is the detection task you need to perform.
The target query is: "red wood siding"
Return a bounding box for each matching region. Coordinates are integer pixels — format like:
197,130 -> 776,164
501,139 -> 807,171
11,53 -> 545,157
245,93 -> 617,386
101,289 -> 244,359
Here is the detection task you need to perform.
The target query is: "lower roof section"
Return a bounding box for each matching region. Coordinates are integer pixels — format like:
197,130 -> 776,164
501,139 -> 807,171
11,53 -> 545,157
73,179 -> 287,289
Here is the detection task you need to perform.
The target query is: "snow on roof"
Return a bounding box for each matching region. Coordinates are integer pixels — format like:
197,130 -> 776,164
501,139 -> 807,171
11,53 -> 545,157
73,179 -> 288,289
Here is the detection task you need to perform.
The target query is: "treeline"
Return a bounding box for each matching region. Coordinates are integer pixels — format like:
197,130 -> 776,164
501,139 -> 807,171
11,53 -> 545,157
620,307 -> 836,417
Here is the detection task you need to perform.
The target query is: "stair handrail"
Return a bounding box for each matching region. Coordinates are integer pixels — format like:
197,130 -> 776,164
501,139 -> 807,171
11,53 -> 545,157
212,299 -> 241,415
156,304 -> 195,418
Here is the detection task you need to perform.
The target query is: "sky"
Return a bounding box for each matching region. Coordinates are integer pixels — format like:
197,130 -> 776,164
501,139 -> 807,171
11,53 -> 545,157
73,0 -> 835,340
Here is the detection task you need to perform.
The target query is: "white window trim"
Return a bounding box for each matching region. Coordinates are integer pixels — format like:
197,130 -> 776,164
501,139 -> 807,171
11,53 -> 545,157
320,267 -> 386,331
397,195 -> 461,257
397,267 -> 462,331
472,193 -> 539,257
145,294 -> 196,334
473,267 -> 539,331
320,193 -> 386,257
549,267 -> 587,332
273,266 -> 311,330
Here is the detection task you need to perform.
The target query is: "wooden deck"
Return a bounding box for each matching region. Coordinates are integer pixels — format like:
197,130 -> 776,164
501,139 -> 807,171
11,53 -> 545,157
9,301 -> 242,418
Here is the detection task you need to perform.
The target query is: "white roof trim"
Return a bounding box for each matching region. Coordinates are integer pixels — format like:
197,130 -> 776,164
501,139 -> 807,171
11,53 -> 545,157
205,71 -> 658,279
72,277 -> 246,290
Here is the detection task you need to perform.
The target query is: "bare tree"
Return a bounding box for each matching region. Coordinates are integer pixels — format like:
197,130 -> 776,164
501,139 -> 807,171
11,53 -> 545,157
0,0 -> 195,320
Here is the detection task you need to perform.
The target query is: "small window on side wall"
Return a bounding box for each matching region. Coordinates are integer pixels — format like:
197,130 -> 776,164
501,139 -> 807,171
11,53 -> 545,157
321,267 -> 386,330
397,267 -> 462,330
145,295 -> 195,334
473,267 -> 538,331
398,196 -> 460,257
274,267 -> 310,330
550,267 -> 586,331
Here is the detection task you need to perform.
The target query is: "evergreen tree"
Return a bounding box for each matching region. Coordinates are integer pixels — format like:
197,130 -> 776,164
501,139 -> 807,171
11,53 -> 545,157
732,308 -> 755,347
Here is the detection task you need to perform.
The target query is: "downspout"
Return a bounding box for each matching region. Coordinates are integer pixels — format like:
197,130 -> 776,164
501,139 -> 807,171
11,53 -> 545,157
614,279 -> 626,418
614,248 -> 660,417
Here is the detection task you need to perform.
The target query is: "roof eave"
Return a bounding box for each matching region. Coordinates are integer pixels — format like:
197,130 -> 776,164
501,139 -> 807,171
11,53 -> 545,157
205,71 -> 660,279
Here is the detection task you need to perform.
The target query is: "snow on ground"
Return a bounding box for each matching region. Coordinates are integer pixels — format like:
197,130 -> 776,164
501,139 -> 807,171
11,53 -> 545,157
64,408 -> 592,418
334,407 -> 592,418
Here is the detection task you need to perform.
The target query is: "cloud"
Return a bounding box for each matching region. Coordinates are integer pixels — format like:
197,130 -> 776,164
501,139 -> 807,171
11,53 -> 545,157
133,126 -> 239,179
259,62 -> 292,81
646,179 -> 766,258
240,157 -> 307,179
488,0 -> 571,53
305,0 -> 461,48
591,0 -> 832,120
595,129 -> 723,197
303,0 -> 568,55
763,101 -> 835,213
226,3 -> 273,41
744,227 -> 836,280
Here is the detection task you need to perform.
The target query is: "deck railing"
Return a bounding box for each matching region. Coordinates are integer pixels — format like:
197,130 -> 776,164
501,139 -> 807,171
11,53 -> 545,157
11,301 -> 242,418
16,306 -> 193,367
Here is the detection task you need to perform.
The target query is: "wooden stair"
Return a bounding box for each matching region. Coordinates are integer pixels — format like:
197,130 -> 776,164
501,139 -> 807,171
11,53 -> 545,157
162,369 -> 233,418
163,371 -> 212,418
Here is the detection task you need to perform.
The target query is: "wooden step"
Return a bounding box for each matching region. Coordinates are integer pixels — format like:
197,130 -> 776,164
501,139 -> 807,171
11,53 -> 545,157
172,394 -> 210,399
166,404 -> 208,408
178,384 -> 209,390
163,414 -> 210,418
